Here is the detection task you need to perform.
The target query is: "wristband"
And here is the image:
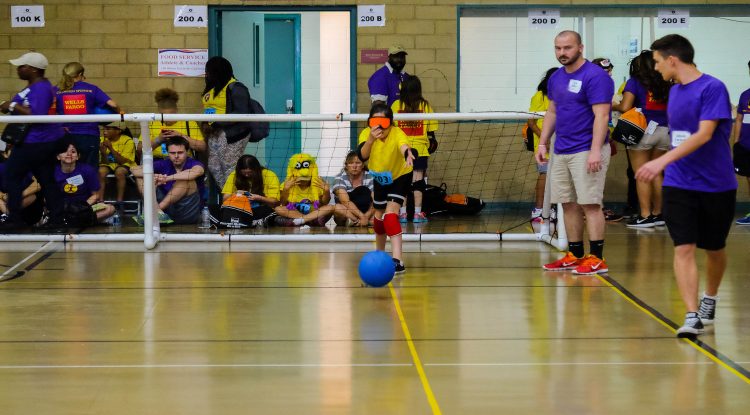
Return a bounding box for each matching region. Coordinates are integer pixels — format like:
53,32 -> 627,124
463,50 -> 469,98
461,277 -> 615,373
8,102 -> 17,113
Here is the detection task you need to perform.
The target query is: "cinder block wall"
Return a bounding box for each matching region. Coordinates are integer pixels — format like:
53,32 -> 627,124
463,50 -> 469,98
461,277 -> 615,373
0,1 -> 742,203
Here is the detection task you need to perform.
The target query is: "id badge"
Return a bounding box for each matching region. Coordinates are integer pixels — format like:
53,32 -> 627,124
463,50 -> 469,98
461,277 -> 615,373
567,79 -> 582,94
66,174 -> 85,186
645,121 -> 658,135
671,130 -> 691,147
743,113 -> 750,124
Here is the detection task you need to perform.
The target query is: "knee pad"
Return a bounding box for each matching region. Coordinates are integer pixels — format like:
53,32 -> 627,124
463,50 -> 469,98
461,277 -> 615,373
383,212 -> 402,237
412,179 -> 427,193
373,216 -> 385,235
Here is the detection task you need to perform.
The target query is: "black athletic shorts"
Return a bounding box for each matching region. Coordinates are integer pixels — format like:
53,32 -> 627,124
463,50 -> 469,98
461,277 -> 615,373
662,186 -> 736,250
413,156 -> 429,171
373,172 -> 413,210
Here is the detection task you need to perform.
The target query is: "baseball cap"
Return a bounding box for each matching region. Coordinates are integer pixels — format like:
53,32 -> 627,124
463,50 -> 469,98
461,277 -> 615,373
104,121 -> 124,130
9,52 -> 49,70
592,58 -> 613,71
388,44 -> 408,56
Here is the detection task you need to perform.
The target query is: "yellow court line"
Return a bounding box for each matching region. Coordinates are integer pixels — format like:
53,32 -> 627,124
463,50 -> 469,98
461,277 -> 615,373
388,283 -> 443,415
596,275 -> 750,385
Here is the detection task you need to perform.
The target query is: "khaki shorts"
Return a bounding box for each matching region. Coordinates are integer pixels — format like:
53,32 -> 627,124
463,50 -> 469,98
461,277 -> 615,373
627,126 -> 670,151
550,148 -> 610,206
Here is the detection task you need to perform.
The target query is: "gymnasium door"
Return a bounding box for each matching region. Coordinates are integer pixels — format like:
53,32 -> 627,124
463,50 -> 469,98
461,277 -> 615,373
219,12 -> 301,179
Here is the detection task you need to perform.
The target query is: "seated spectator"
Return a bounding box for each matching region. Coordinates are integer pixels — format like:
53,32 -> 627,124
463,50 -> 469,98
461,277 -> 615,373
274,153 -> 334,226
139,88 -> 206,160
0,150 -> 43,225
55,142 -> 116,224
332,151 -> 374,227
98,122 -> 136,204
222,154 -> 280,226
131,136 -> 205,225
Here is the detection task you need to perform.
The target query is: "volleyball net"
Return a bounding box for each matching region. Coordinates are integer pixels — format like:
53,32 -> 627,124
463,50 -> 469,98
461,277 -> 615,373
0,112 -> 566,250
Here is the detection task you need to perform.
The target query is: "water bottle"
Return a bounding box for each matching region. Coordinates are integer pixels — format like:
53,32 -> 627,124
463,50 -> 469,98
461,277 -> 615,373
199,206 -> 211,229
111,210 -> 121,227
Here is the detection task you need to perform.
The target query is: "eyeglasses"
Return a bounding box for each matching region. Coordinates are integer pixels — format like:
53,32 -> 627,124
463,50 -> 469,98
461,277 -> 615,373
368,117 -> 391,130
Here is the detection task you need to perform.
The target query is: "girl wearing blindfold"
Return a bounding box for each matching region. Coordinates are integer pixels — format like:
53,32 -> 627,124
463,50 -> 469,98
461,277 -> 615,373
356,103 -> 415,274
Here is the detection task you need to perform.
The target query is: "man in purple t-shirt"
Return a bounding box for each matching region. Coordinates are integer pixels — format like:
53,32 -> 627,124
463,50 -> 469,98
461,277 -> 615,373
733,60 -> 750,225
636,34 -> 737,339
367,44 -> 409,107
535,31 -> 614,275
131,136 -> 205,225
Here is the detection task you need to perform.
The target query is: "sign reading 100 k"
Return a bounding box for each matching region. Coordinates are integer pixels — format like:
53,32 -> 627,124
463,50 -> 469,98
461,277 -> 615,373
528,10 -> 560,29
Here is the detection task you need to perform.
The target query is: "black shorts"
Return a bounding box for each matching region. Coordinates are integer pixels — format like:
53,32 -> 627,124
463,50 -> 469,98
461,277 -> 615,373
413,156 -> 429,171
373,172 -> 413,210
662,186 -> 736,250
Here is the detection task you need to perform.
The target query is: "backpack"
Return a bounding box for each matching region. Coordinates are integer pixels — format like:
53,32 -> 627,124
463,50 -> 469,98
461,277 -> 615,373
63,200 -> 98,228
422,183 -> 485,216
611,108 -> 647,146
209,194 -> 254,228
225,82 -> 270,143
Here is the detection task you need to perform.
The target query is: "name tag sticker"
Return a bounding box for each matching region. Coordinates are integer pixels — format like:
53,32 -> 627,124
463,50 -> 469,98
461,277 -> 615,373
567,79 -> 582,94
66,174 -> 84,186
671,130 -> 691,147
645,121 -> 658,135
743,113 -> 750,124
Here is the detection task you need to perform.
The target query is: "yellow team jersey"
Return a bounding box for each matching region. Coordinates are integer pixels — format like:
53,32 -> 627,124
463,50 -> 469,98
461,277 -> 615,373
99,135 -> 136,170
222,169 -> 281,200
390,100 -> 438,157
357,126 -> 412,185
202,78 -> 236,115
287,183 -> 326,204
528,90 -> 550,152
141,120 -> 204,158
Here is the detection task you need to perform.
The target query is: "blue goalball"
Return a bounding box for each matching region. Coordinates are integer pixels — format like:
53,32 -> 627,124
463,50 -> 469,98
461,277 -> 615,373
358,250 -> 396,287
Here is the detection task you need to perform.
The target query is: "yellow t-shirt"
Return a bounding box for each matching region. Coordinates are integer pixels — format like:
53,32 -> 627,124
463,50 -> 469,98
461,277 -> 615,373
357,126 -> 412,184
141,120 -> 204,158
528,90 -> 550,152
99,135 -> 136,170
222,169 -> 281,200
390,100 -> 438,157
287,183 -> 326,205
202,78 -> 236,115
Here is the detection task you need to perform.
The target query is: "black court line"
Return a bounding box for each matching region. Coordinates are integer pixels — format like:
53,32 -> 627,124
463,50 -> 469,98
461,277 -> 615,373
601,273 -> 750,382
0,246 -> 60,283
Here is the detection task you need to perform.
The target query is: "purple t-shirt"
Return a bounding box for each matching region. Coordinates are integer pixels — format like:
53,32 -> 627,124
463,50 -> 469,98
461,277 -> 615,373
737,88 -> 750,150
11,79 -> 65,144
55,163 -> 100,203
55,81 -> 111,136
368,63 -> 408,107
664,74 -> 736,192
548,61 -> 614,154
623,78 -> 668,126
153,158 -> 205,194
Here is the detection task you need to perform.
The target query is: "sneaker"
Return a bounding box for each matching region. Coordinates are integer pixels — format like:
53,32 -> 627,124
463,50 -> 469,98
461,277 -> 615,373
603,208 -> 623,222
274,216 -> 295,227
531,208 -> 543,220
676,312 -> 705,338
736,213 -> 750,225
542,252 -> 581,271
626,215 -> 656,228
157,211 -> 174,225
698,295 -> 717,325
398,212 -> 408,223
651,214 -> 666,226
392,257 -> 406,274
132,215 -> 144,226
572,255 -> 609,275
413,212 -> 428,223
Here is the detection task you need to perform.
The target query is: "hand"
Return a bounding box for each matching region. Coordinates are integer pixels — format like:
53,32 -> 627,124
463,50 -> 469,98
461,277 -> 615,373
161,129 -> 180,138
635,158 -> 667,183
404,148 -> 415,167
103,140 -> 113,150
312,177 -> 328,191
154,174 -> 169,185
535,144 -> 548,165
0,100 -> 10,113
283,180 -> 296,191
370,127 -> 386,141
587,149 -> 602,173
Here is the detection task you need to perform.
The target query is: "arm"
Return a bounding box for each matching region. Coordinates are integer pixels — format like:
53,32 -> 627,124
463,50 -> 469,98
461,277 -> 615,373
279,180 -> 295,205
87,192 -> 99,205
732,113 -> 743,144
21,179 -> 41,198
612,92 -> 635,113
535,100 -> 557,164
636,120 -> 719,182
163,165 -> 205,183
314,177 -> 331,205
587,102 -> 611,173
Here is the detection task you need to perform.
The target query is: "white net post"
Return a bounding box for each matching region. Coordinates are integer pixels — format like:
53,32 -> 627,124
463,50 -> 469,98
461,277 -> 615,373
133,115 -> 160,249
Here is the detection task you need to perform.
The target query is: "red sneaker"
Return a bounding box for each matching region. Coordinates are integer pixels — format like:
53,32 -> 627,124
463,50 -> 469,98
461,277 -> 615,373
572,255 -> 609,275
542,252 -> 581,271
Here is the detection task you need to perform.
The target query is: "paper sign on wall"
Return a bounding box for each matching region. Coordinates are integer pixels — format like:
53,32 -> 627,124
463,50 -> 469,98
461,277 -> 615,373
358,5 -> 385,27
528,9 -> 560,29
174,5 -> 207,28
657,9 -> 690,29
158,49 -> 208,77
11,5 -> 45,27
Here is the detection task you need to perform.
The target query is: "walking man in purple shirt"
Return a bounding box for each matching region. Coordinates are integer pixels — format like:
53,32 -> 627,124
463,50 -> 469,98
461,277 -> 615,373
733,60 -> 750,225
368,45 -> 408,107
535,31 -> 614,275
636,34 -> 737,339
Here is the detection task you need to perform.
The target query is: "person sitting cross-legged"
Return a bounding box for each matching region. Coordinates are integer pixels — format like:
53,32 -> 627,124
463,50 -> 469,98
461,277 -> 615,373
332,151 -> 375,227
55,142 -> 116,225
131,136 -> 205,225
98,122 -> 136,205
274,153 -> 335,227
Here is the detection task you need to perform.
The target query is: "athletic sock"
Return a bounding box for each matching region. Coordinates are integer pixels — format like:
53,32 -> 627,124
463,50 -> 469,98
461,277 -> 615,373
589,240 -> 604,259
703,292 -> 718,300
292,218 -> 306,226
414,207 -> 422,214
569,241 -> 584,259
400,207 -> 407,215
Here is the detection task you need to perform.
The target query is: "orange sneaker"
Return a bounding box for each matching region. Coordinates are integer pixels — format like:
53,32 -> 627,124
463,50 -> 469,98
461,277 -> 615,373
572,255 -> 608,275
542,252 -> 581,271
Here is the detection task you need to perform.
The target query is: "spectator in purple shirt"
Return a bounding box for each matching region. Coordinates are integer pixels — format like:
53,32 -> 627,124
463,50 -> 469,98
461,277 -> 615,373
0,51 -> 66,231
368,44 -> 409,107
636,34 -> 737,339
55,142 -> 116,224
535,31 -> 614,276
131,136 -> 205,225
732,60 -> 750,225
56,62 -> 121,168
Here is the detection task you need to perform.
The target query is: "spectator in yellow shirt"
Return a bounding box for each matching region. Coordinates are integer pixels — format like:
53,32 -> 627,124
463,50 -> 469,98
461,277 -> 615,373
98,122 -> 136,203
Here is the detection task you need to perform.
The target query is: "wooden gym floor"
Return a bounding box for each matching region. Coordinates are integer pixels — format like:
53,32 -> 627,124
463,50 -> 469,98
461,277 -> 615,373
0,217 -> 749,414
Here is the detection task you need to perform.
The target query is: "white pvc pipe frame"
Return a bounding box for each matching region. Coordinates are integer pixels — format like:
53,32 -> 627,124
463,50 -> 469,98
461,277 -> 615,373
0,112 -> 564,250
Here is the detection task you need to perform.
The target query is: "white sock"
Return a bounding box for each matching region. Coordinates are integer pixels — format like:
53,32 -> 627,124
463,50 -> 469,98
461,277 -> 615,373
292,218 -> 306,226
400,207 -> 406,214
414,207 -> 422,214
702,292 -> 718,300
